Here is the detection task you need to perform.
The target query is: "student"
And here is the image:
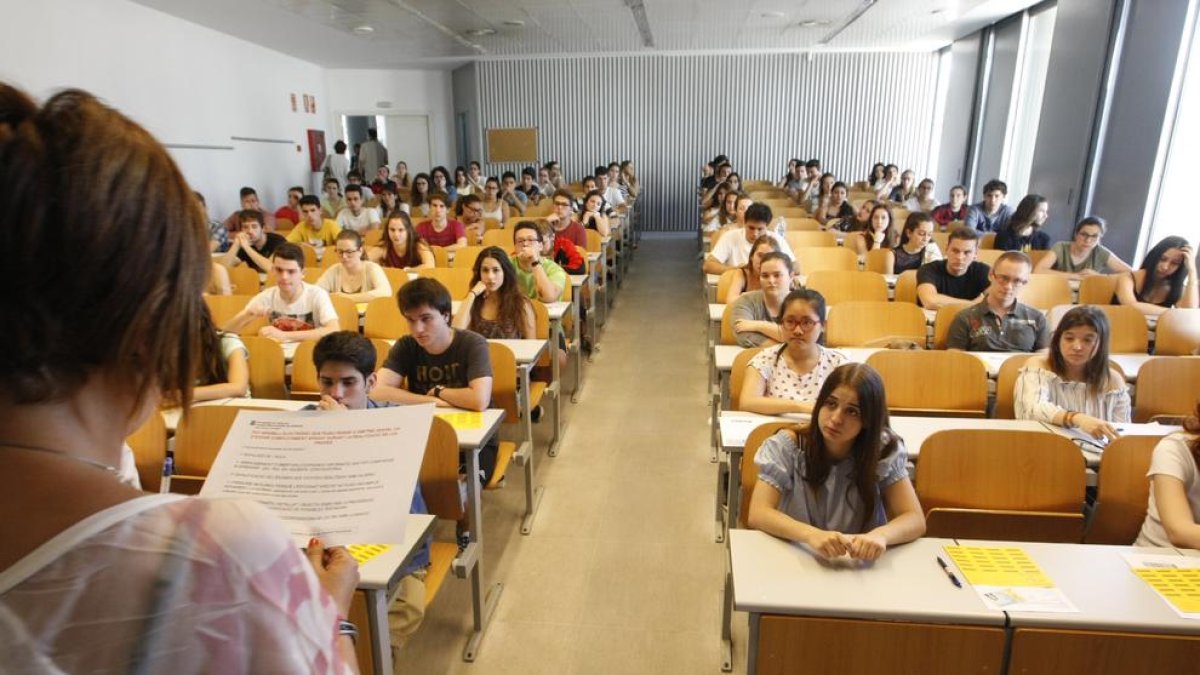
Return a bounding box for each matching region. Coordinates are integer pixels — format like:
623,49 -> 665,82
595,167 -> 628,212
304,331 -> 431,652
964,179 -> 1014,232
0,83 -> 359,672
579,189 -> 612,237
866,162 -> 886,190
286,195 -> 340,247
320,177 -> 344,218
371,165 -> 398,197
224,243 -> 340,342
946,251 -> 1049,352
410,173 -> 433,218
542,217 -> 587,277
509,221 -> 566,302
274,185 -> 304,224
704,189 -> 738,233
452,246 -> 536,339
467,160 -> 487,194
499,170 -> 528,215
197,191 -> 229,253
221,209 -> 286,273
1115,235 -> 1198,316
904,178 -> 938,213
815,181 -> 856,228
321,139 -> 351,191
725,235 -> 781,303
395,160 -> 411,188
193,303 -> 250,401
850,204 -> 899,257
740,289 -> 848,415
874,164 -> 900,201
453,165 -> 471,196
704,203 -> 797,275
731,252 -> 794,347
834,197 -> 878,234
1135,401 -> 1200,548
1033,216 -> 1133,278
916,225 -> 991,309
370,210 -> 435,269
887,212 -> 943,274
416,192 -> 468,251
208,260 -> 232,295
377,183 -> 408,216
994,194 -> 1050,251
888,169 -> 917,204
479,176 -> 511,225
457,193 -> 486,245
1014,305 -> 1131,441
807,172 -> 835,213
711,193 -> 755,244
519,166 -> 544,204
430,166 -> 456,203
316,230 -> 392,303
221,186 -> 277,234
931,185 -> 969,229
547,189 -> 587,249
747,363 -> 926,560
335,184 -> 382,234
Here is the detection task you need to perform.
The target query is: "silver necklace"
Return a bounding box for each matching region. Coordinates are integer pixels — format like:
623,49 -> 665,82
0,442 -> 121,477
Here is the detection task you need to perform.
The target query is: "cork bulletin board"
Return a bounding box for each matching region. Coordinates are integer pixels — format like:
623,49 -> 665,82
486,127 -> 538,163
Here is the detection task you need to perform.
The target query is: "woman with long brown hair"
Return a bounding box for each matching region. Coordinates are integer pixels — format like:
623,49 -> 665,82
369,209 -> 434,269
451,246 -> 535,340
1136,401 -> 1200,548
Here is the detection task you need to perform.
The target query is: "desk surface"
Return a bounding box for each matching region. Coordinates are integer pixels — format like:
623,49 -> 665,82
358,513 -> 436,589
545,301 -> 570,321
731,530 -> 1004,626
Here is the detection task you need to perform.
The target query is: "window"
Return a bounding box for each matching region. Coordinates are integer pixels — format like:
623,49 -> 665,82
1002,5 -> 1057,199
1147,11 -> 1200,257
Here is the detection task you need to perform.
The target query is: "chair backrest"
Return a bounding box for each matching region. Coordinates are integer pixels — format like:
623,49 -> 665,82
1085,435 -> 1161,544
1077,274 -> 1119,305
893,270 -> 919,304
865,350 -> 988,416
290,340 -> 320,398
739,422 -> 797,528
730,347 -> 766,411
931,232 -> 950,252
1021,274 -> 1073,310
451,245 -> 483,270
482,217 -> 502,234
792,246 -> 858,272
431,245 -> 451,268
1095,304 -> 1149,353
863,248 -> 891,274
979,232 -> 997,250
174,405 -> 276,482
487,342 -> 520,423
825,301 -> 926,348
720,302 -> 738,346
415,267 -> 472,299
1028,249 -> 1050,268
785,231 -> 837,249
993,353 -> 1035,419
1156,308 -> 1200,355
297,242 -> 319,269
276,217 -> 295,232
371,339 -> 391,370
530,300 -> 552,368
363,296 -> 409,339
784,217 -> 821,231
363,229 -> 384,248
585,228 -> 604,254
975,249 -> 1004,266
420,417 -> 465,520
915,429 -> 1086,540
931,303 -> 969,350
1135,356 -> 1200,422
716,268 -> 741,304
226,264 -> 261,295
205,294 -> 256,332
382,267 -> 410,291
481,228 -> 512,249
241,336 -> 289,400
805,270 -> 889,306
126,411 -> 166,492
329,295 -> 359,332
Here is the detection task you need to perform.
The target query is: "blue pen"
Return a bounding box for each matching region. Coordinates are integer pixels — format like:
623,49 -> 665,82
937,556 -> 962,588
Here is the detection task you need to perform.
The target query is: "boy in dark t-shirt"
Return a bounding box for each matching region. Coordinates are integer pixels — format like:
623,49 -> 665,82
916,225 -> 992,309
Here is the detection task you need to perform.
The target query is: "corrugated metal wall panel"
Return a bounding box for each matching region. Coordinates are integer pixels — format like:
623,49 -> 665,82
478,52 -> 940,232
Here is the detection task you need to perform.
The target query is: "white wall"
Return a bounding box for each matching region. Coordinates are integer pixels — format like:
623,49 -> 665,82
323,69 -> 455,174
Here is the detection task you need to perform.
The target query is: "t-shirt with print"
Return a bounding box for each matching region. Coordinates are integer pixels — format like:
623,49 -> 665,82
246,283 -> 338,332
382,329 -> 492,396
916,260 -> 991,306
336,207 -> 381,234
237,232 -> 286,273
749,345 -> 847,403
416,219 -> 466,247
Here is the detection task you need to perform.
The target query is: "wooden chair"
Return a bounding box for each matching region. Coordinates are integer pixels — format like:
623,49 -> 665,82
415,417 -> 465,606
1085,435 -> 1162,544
226,264 -> 261,295
172,405 -> 276,491
775,207 -> 809,219
730,347 -> 766,412
893,270 -> 919,304
931,232 -> 950,252
330,295 -> 359,333
1096,304 -> 1150,353
452,245 -> 483,271
805,270 -> 888,306
992,353 -> 1035,419
297,242 -> 319,269
382,267 -> 410,292
932,303 -> 969,350
362,229 -> 384,248
1078,274 -> 1119,305
739,422 -> 796,528
1028,249 -> 1050,268
979,233 -> 997,250
241,336 -> 288,399
275,217 -> 295,232
863,248 -> 891,274
1154,308 -> 1200,355
481,229 -> 512,249
783,217 -> 821,231
205,294 -> 258,334
484,343 -> 521,490
289,340 -> 321,400
975,249 -> 1004,266
719,302 -> 739,346
793,246 -> 858,273
785,231 -> 837,249
126,411 -> 166,492
414,268 -> 472,299
866,350 -> 988,417
430,246 -> 451,267
826,301 -> 926,348
915,429 -> 1087,542
716,268 -> 741,304
1134,357 -> 1200,422
363,296 -> 408,339
1021,274 -> 1073,310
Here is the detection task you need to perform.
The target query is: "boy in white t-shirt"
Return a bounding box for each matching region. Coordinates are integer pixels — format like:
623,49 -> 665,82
703,203 -> 797,275
223,243 -> 341,342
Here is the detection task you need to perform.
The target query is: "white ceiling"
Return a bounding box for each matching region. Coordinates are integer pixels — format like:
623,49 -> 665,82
134,0 -> 1042,69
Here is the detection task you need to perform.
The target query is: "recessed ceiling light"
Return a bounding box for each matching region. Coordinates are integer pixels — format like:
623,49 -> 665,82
502,20 -> 525,27
351,25 -> 374,36
464,28 -> 496,37
761,11 -> 785,19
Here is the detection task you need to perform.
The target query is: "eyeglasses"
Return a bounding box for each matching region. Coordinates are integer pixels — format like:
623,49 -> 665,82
465,205 -> 483,213
336,248 -> 361,256
1076,232 -> 1102,241
554,201 -> 571,207
515,237 -> 540,245
782,317 -> 820,330
993,273 -> 1029,287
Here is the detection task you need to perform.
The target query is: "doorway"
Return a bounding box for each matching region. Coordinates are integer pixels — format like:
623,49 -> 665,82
340,114 -> 433,176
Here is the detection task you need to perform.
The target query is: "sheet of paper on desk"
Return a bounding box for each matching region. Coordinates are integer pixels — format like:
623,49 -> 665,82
944,545 -> 1079,613
199,404 -> 433,548
973,585 -> 1079,613
435,411 -> 484,430
1125,554 -> 1200,618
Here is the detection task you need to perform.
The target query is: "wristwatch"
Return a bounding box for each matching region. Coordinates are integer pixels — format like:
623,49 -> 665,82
431,385 -> 445,399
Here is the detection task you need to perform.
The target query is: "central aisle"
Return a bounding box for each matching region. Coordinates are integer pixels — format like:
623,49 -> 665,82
402,233 -> 733,674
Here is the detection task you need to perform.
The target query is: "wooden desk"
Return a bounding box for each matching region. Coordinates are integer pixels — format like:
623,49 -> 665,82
357,513 -> 436,675
492,338 -> 550,534
730,530 -> 1007,674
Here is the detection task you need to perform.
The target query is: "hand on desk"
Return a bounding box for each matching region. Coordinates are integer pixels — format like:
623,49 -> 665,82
808,530 -> 887,561
1077,414 -> 1119,442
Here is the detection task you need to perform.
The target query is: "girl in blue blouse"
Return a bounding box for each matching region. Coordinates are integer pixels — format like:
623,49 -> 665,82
747,363 -> 926,560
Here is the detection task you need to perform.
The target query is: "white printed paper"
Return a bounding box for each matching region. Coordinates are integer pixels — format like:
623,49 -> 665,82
972,586 -> 1079,613
199,405 -> 434,547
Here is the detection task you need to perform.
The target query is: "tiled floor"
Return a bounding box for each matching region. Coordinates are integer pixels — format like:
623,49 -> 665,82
399,233 -> 749,674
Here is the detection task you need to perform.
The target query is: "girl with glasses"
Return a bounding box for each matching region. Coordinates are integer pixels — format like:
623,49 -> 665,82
316,229 -> 392,303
